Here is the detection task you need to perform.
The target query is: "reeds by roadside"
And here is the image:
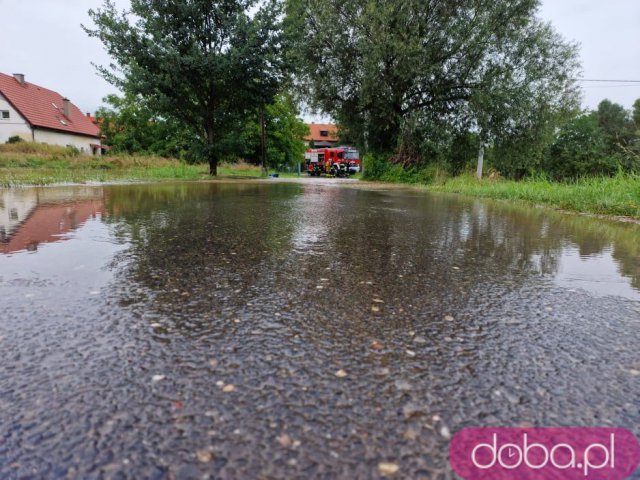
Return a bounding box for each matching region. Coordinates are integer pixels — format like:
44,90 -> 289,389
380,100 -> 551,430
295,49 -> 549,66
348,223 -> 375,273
426,173 -> 640,219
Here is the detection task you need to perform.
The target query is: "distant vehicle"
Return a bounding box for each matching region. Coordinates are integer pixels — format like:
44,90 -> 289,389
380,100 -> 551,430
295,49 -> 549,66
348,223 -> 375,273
304,147 -> 361,177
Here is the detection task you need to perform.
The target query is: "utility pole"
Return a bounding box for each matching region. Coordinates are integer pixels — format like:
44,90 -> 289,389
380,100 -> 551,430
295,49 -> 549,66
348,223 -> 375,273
260,110 -> 267,177
476,140 -> 485,180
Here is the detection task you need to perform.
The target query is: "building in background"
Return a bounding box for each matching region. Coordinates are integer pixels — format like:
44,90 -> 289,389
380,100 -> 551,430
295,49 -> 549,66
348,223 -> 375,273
304,123 -> 339,148
0,72 -> 101,154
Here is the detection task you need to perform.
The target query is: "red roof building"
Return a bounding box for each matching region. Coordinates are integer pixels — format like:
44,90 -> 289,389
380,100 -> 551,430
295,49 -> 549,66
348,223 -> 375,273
305,123 -> 339,147
0,188 -> 104,255
0,72 -> 101,154
0,201 -> 104,255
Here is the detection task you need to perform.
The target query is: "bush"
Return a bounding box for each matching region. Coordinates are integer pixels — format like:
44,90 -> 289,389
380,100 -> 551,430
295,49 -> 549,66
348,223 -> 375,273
379,163 -> 418,183
415,163 -> 450,185
6,135 -> 24,144
362,153 -> 391,180
491,137 -> 546,180
363,152 -> 450,184
445,133 -> 480,175
544,114 -> 614,179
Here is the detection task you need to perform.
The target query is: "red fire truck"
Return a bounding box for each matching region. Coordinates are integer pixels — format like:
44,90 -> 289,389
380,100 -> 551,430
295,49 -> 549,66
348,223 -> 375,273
304,147 -> 361,177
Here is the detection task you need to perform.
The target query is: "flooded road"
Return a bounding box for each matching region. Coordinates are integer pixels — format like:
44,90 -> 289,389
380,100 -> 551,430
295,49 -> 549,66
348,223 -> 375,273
1,180 -> 639,479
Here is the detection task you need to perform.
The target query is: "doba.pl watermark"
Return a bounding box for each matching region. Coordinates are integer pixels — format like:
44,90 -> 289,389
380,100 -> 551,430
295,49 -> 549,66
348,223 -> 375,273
450,428 -> 640,479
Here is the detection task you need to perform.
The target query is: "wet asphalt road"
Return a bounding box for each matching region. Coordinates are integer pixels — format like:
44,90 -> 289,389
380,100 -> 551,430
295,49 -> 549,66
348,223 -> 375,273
1,180 -> 639,479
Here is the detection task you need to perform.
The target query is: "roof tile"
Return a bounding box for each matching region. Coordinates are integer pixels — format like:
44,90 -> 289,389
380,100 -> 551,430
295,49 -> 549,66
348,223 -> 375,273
305,123 -> 339,142
0,72 -> 99,138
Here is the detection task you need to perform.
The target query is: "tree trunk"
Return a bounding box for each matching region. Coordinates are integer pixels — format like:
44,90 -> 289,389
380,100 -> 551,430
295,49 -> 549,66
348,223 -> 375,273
476,141 -> 485,180
209,153 -> 218,176
207,126 -> 217,176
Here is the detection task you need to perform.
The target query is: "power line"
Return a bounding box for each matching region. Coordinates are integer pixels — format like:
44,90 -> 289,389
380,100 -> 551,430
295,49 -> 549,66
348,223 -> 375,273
582,85 -> 640,88
576,79 -> 640,83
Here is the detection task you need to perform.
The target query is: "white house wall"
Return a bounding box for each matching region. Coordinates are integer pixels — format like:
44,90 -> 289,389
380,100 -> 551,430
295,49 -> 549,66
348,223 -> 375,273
32,129 -> 98,154
0,92 -> 32,143
0,189 -> 38,242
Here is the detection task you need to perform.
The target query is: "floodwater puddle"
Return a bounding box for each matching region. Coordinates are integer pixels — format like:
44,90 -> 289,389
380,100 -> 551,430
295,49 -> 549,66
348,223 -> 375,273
1,181 -> 639,478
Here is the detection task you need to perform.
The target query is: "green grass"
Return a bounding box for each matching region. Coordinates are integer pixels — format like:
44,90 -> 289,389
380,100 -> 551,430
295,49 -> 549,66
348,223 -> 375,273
0,143 -> 279,186
217,164 -> 262,177
423,173 -> 640,219
0,161 -> 209,186
362,153 -> 640,218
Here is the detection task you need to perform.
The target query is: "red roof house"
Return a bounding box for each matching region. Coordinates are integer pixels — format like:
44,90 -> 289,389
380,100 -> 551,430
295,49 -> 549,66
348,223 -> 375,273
0,201 -> 104,255
0,72 -> 101,154
305,123 -> 339,147
0,188 -> 104,255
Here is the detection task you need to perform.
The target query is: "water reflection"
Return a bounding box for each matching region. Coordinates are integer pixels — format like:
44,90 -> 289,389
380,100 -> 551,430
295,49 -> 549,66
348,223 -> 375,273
79,182 -> 307,340
0,187 -> 103,254
0,183 -> 639,300
554,248 -> 639,299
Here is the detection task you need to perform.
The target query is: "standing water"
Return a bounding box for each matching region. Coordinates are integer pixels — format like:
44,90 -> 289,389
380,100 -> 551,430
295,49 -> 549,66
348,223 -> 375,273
1,181 -> 639,478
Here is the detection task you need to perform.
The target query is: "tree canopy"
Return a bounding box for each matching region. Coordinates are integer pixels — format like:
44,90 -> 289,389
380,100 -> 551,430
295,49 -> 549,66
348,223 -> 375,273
96,91 -> 309,169
597,99 -> 636,151
288,0 -> 581,170
85,0 -> 287,175
86,0 -> 638,182
96,93 -> 194,157
634,99 -> 640,128
237,93 -> 309,168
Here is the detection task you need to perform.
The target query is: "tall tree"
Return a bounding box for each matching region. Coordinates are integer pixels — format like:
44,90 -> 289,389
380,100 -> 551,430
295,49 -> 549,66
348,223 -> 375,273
85,0 -> 286,175
545,112 -> 611,179
238,93 -> 309,167
289,0 -> 580,173
96,94 -> 194,157
596,99 -> 635,151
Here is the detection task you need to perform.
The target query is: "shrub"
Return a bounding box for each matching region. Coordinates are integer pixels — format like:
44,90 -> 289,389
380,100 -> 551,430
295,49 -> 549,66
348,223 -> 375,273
362,153 -> 391,180
65,145 -> 81,156
6,135 -> 24,144
379,163 -> 417,183
415,163 -> 450,185
445,133 -> 480,175
544,114 -> 614,179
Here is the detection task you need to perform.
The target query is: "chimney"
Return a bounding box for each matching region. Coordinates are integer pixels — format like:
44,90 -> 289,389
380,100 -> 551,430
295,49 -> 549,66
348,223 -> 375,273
13,73 -> 25,85
63,98 -> 71,118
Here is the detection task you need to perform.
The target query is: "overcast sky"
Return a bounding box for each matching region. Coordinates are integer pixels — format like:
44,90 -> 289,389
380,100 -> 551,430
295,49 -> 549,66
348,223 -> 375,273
0,0 -> 638,116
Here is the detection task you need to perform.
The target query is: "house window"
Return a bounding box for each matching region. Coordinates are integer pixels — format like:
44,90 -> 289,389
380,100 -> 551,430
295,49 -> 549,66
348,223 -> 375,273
320,130 -> 329,137
1,111 -> 9,119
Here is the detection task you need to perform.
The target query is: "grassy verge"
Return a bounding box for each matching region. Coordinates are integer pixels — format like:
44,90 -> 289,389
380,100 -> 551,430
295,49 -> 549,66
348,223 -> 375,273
0,143 -> 363,185
0,143 -> 280,186
0,164 -> 210,186
217,163 -> 262,177
362,154 -> 640,218
424,174 -> 640,219
0,144 -> 207,186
